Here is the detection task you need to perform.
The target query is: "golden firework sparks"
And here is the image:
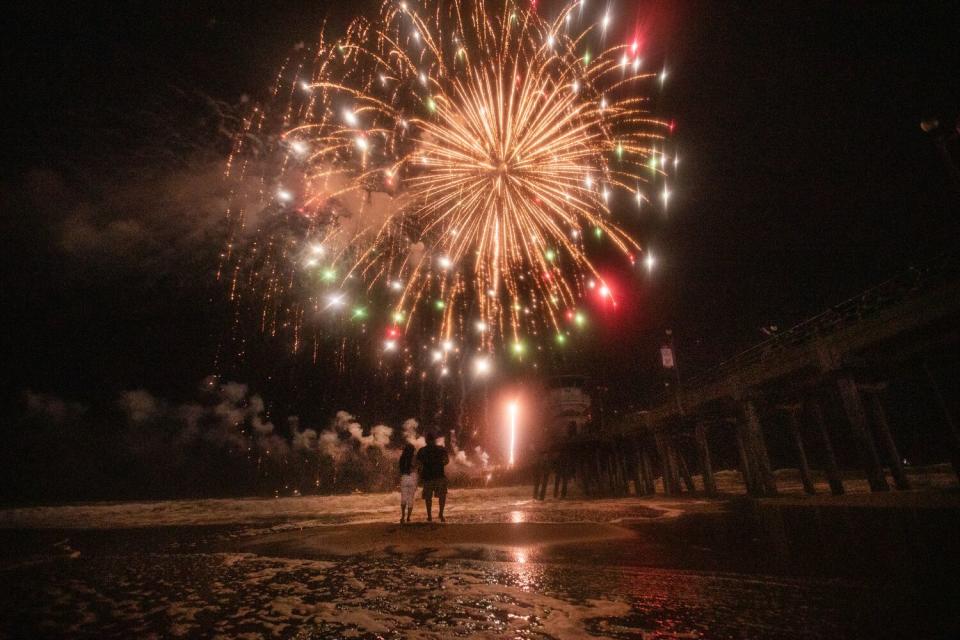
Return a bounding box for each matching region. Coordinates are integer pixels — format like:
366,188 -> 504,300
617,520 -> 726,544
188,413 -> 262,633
225,0 -> 672,370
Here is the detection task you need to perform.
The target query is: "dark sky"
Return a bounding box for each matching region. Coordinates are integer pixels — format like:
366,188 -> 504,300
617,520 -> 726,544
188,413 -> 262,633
2,0 -> 958,421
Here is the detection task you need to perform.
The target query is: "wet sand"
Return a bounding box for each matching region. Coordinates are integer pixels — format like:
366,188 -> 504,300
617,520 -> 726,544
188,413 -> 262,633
241,521 -> 638,559
2,479 -> 958,638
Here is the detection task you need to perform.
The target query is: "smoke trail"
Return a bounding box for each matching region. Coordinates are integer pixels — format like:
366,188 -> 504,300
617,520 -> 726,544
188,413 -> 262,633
14,377 -> 493,501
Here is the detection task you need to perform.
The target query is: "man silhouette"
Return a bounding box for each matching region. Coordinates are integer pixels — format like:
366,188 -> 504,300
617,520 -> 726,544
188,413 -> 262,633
416,431 -> 450,523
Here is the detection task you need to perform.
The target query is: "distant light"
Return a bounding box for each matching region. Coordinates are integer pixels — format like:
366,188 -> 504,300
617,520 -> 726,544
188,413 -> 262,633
442,340 -> 454,352
310,243 -> 325,255
412,29 -> 420,41
645,253 -> 656,272
571,80 -> 580,93
511,341 -> 525,356
598,284 -> 611,298
440,367 -> 449,377
290,140 -> 308,156
392,310 -> 404,323
633,57 -> 641,72
474,356 -> 492,376
419,72 -> 428,85
437,256 -> 452,269
327,293 -> 346,308
304,257 -> 318,268
343,109 -> 358,126
475,321 -> 487,332
584,175 -> 593,189
384,339 -> 397,351
431,350 -> 443,362
546,34 -> 555,48
574,311 -> 587,327
276,189 -> 293,202
556,333 -> 566,345
390,279 -> 403,291
300,81 -> 312,92
660,68 -> 667,84
545,249 -> 556,262
602,12 -> 610,29
435,299 -> 446,310
662,186 -> 671,206
321,268 -> 336,282
355,136 -> 369,152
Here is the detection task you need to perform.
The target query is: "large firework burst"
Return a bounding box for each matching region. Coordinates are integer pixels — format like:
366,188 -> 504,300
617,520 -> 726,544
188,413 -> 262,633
224,0 -> 672,373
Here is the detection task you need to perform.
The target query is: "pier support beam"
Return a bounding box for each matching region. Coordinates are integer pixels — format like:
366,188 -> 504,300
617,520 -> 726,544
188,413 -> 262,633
676,447 -> 697,493
924,363 -> 960,483
781,404 -> 815,495
734,419 -> 760,496
654,429 -> 682,495
808,398 -> 845,495
741,400 -> 778,496
694,421 -> 718,497
640,445 -> 656,495
861,383 -> 910,490
837,376 -> 889,492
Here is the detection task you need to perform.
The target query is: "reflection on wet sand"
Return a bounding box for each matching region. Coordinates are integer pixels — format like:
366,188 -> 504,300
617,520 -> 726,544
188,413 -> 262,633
1,485 -> 958,638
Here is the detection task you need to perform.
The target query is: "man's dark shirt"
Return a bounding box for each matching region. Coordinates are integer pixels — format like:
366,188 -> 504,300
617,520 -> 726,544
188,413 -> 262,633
416,443 -> 449,482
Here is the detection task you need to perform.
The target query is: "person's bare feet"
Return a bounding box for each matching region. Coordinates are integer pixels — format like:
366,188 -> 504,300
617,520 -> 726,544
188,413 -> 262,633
439,515 -> 446,523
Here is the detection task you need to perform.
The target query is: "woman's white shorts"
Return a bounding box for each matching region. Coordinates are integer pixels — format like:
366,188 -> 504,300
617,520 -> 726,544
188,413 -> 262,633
400,473 -> 418,505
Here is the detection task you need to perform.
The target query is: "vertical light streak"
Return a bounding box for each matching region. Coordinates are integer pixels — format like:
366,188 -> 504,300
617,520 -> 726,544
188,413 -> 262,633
508,400 -> 518,466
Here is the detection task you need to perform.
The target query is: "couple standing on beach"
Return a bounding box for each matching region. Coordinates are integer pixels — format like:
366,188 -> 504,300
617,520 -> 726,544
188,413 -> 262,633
398,432 -> 449,524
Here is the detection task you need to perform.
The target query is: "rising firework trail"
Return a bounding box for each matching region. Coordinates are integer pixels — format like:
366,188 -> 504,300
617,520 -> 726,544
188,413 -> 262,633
224,0 -> 674,375
507,399 -> 518,467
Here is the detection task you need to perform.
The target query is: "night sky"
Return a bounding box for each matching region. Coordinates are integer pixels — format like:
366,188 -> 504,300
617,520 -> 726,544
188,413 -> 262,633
3,0 -> 958,423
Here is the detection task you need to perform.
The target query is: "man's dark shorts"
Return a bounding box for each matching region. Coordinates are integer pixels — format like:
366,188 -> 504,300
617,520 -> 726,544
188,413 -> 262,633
422,478 -> 448,501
